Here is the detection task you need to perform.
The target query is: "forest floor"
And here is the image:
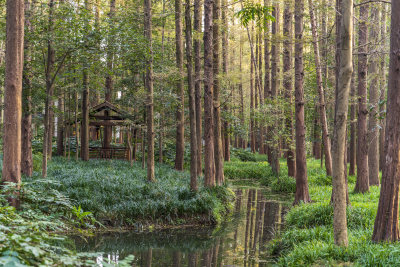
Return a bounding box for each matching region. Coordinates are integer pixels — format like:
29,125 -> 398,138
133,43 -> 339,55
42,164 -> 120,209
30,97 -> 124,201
0,156 -> 234,266
227,154 -> 400,266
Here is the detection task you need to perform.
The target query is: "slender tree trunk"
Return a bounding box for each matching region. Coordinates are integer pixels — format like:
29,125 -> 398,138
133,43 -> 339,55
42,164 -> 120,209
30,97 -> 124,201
74,90 -> 79,161
222,0 -> 230,161
42,0 -> 55,178
22,0 -> 32,177
194,0 -> 202,175
174,0 -> 185,171
264,0 -> 270,155
144,0 -> 155,182
349,70 -> 356,176
355,3 -> 369,193
308,0 -> 333,176
368,5 -> 379,186
379,4 -> 387,172
372,0 -> 400,242
203,0 -> 215,187
81,68 -> 89,161
239,40 -> 245,149
293,0 -> 310,205
331,0 -> 352,246
185,0 -> 198,191
56,93 -> 64,156
213,0 -> 224,185
270,4 -> 280,175
250,25 -> 256,153
104,0 -> 115,150
3,0 -> 24,206
283,2 -> 295,177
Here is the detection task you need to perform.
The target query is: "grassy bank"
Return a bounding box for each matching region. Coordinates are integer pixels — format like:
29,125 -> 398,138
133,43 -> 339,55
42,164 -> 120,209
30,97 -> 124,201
224,151 -> 398,266
1,156 -> 234,265
30,157 -> 234,227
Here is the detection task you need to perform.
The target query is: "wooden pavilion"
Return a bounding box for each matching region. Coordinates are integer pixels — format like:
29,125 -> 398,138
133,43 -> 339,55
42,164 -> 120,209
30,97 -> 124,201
69,101 -> 136,160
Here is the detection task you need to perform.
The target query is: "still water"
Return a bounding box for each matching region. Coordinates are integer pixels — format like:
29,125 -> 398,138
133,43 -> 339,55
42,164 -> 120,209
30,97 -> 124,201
74,188 -> 287,266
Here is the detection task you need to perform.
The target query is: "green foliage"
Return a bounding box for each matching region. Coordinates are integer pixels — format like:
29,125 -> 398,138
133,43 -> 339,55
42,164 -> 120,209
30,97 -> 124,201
270,175 -> 296,194
235,2 -> 275,28
224,161 -> 270,181
35,157 -> 234,226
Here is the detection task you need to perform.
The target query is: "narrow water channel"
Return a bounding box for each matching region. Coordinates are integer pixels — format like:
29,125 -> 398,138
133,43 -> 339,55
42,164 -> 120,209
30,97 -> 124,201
73,188 -> 287,266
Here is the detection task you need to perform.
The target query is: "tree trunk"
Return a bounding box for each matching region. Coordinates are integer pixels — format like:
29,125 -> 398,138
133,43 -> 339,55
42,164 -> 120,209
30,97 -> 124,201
239,40 -> 245,149
3,0 -> 24,206
21,0 -> 32,177
367,5 -> 379,186
185,0 -> 198,191
293,0 -> 310,205
213,0 -> 224,185
355,3 -> 369,193
308,0 -> 333,176
104,0 -> 115,150
74,90 -> 79,161
349,70 -> 356,176
222,0 -> 230,161
203,0 -> 215,187
42,0 -> 55,178
379,4 -> 387,172
56,93 -> 64,156
174,0 -> 185,171
250,25 -> 256,153
372,0 -> 400,242
144,0 -> 155,182
283,2 -> 295,177
194,0 -> 202,175
331,0 -> 352,246
81,68 -> 89,161
270,4 -> 280,175
264,0 -> 270,155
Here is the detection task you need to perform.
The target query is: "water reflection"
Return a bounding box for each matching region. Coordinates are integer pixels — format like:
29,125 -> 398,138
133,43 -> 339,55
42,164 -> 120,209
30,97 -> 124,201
73,188 -> 286,266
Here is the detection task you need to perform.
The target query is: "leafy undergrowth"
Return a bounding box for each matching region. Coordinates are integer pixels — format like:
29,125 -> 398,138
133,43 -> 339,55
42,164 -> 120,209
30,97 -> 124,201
35,157 -> 234,227
269,160 -> 398,266
0,181 -> 136,266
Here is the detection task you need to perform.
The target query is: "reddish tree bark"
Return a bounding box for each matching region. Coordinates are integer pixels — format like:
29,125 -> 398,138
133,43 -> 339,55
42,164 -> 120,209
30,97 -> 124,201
203,0 -> 215,187
372,0 -> 400,242
3,0 -> 24,206
293,0 -> 310,205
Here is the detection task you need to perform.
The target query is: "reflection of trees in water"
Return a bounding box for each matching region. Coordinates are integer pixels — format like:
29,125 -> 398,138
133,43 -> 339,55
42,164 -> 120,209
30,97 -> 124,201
82,188 -> 286,267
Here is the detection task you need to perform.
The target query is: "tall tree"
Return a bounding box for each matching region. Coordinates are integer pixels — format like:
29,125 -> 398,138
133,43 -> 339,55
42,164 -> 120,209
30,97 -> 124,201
308,0 -> 333,177
367,5 -> 380,185
264,0 -> 270,154
222,0 -> 230,161
379,4 -> 387,171
213,0 -> 224,185
81,0 -> 90,161
355,2 -> 369,193
269,4 -> 280,175
331,0 -> 353,246
203,0 -> 216,187
293,0 -> 310,205
194,0 -> 202,175
42,0 -> 55,178
282,1 -> 295,177
22,0 -> 33,177
3,0 -> 24,206
185,0 -> 198,191
144,0 -> 155,182
174,0 -> 185,171
104,0 -> 115,150
372,0 -> 400,242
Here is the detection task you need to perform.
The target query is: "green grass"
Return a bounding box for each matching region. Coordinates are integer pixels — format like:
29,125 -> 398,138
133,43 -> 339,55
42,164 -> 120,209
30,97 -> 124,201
267,159 -> 400,266
31,157 -> 234,226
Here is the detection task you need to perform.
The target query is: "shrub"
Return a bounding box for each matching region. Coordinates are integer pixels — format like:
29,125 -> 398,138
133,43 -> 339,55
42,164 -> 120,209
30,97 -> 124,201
224,161 -> 271,181
271,175 -> 296,193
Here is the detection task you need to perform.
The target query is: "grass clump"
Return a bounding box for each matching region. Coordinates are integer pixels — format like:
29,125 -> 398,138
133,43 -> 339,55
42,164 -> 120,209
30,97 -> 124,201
270,175 -> 296,193
38,157 -> 234,227
224,161 -> 271,181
